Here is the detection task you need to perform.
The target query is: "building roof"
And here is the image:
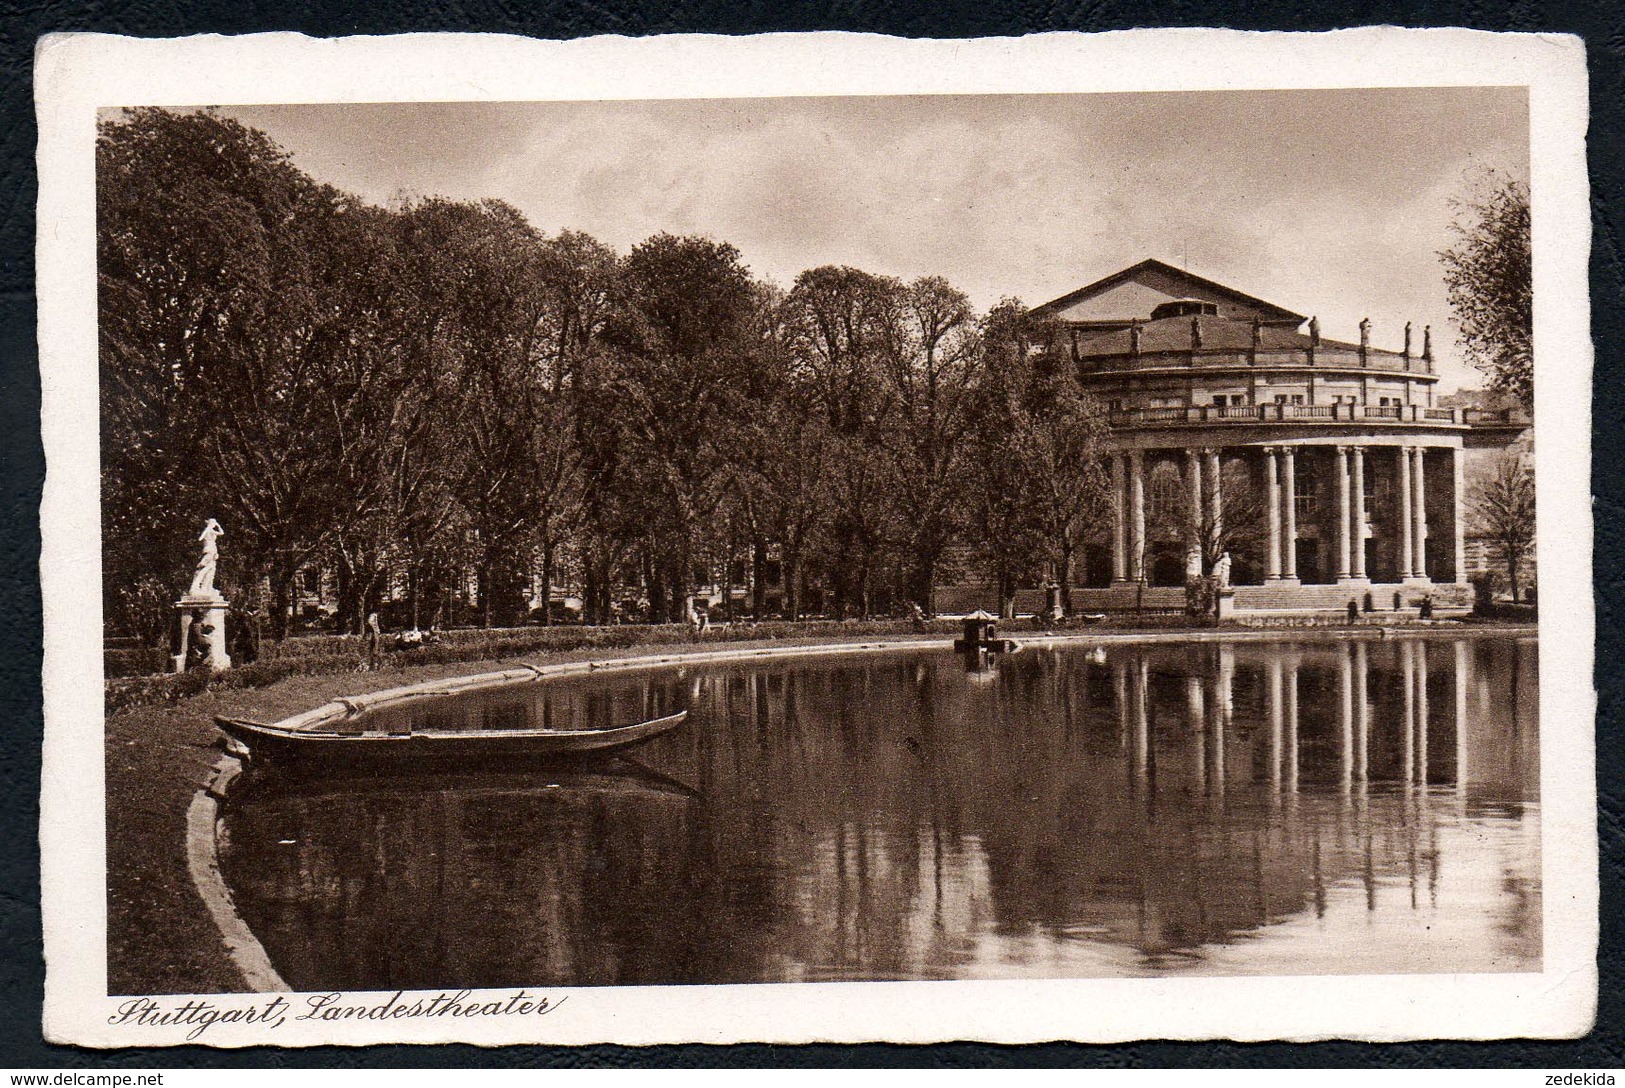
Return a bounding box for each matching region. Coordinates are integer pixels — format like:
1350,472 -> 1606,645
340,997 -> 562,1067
1033,259 -> 1309,328
1072,311 -> 1405,360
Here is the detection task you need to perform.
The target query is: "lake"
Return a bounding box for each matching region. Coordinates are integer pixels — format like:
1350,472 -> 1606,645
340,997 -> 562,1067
216,633 -> 1540,991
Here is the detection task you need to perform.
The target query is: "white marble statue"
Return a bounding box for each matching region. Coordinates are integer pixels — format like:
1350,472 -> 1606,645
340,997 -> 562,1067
1214,550 -> 1233,588
188,518 -> 224,597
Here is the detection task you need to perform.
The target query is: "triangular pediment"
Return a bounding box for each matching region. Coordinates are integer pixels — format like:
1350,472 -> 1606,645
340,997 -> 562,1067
1033,259 -> 1307,328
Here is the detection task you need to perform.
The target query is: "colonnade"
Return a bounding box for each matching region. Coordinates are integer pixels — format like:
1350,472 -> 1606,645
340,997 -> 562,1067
1114,640 -> 1473,796
1108,443 -> 1467,587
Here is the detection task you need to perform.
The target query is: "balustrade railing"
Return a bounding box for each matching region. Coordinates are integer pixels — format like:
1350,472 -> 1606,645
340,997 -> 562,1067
1105,403 -> 1471,427
1086,349 -> 1430,375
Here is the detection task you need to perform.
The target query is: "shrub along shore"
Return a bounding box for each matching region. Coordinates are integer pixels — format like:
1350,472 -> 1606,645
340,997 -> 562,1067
104,616 -> 1531,997
103,614 -> 1234,713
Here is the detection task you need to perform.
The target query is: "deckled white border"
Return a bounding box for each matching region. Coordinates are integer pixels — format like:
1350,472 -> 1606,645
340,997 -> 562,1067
37,29 -> 1595,1046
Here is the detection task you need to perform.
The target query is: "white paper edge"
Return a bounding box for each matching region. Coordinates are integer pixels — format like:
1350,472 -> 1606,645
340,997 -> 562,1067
35,28 -> 1596,1047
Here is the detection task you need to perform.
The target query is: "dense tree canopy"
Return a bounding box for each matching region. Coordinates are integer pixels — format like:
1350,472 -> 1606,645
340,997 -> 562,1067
96,109 -> 1120,640
1440,172 -> 1533,410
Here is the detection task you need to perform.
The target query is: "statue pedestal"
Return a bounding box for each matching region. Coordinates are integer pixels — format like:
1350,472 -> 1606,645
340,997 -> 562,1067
1216,588 -> 1236,621
173,594 -> 232,672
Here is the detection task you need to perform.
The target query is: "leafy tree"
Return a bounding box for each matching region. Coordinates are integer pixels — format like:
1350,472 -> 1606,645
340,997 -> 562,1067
966,302 -> 1060,618
98,108 -> 400,639
878,277 -> 982,612
783,266 -> 907,616
713,282 -> 834,620
989,306 -> 1111,614
1471,452 -> 1536,602
1440,172 -> 1532,410
604,234 -> 760,621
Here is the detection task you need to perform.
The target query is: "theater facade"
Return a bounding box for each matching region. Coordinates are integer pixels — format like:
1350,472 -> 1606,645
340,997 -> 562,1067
1033,260 -> 1529,615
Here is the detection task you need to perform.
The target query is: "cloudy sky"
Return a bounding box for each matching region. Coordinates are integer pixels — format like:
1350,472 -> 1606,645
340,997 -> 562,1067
219,87 -> 1527,393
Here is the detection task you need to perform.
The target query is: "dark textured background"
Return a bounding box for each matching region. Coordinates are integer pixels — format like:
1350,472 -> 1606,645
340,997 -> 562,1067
4,0 -> 1618,1068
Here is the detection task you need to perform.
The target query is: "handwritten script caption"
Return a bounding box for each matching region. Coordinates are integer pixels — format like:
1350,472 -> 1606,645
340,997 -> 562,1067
109,990 -> 568,1040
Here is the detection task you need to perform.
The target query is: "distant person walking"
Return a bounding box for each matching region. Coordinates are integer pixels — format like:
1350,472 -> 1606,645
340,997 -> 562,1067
231,606 -> 261,664
365,611 -> 383,670
185,611 -> 207,671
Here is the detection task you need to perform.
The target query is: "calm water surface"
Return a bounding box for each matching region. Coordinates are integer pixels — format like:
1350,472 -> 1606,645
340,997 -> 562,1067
217,635 -> 1540,990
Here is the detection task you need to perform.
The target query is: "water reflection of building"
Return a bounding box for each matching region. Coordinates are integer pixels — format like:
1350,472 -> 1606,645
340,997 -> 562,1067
218,638 -> 1539,990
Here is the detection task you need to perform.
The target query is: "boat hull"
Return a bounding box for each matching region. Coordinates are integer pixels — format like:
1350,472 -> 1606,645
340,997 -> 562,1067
215,710 -> 688,768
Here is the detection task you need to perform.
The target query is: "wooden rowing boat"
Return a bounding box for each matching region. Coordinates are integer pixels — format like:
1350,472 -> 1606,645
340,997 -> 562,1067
214,709 -> 688,766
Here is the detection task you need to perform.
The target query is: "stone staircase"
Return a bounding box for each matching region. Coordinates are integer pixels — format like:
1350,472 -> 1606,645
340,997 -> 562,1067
1232,582 -> 1472,614
934,581 -> 1471,617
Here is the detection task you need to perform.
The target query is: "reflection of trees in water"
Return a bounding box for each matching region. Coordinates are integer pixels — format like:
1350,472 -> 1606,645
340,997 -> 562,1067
220,638 -> 1539,989
219,768 -> 706,992
361,674 -> 689,735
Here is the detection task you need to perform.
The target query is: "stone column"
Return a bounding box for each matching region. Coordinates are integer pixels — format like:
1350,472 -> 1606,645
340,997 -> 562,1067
1409,445 -> 1430,583
1398,446 -> 1415,580
1129,450 -> 1146,584
1281,446 -> 1299,582
1206,447 -> 1223,543
1111,453 -> 1128,584
1351,446 -> 1369,580
1264,447 -> 1283,581
1185,448 -> 1203,572
1452,445 -> 1468,583
1335,445 -> 1353,581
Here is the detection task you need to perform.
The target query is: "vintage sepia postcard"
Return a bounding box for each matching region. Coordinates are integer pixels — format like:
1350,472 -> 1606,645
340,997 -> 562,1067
36,29 -> 1594,1046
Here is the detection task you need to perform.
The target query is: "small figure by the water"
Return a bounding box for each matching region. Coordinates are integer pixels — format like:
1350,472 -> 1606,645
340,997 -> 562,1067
1347,599 -> 1359,624
188,518 -> 224,597
185,610 -> 207,670
1214,551 -> 1232,588
908,601 -> 928,632
365,611 -> 383,669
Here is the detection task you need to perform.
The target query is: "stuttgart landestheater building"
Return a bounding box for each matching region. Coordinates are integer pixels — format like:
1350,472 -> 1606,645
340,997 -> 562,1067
1032,260 -> 1528,614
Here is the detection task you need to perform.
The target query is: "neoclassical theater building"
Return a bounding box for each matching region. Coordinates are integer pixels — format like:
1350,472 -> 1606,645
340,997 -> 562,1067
1032,260 -> 1528,614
